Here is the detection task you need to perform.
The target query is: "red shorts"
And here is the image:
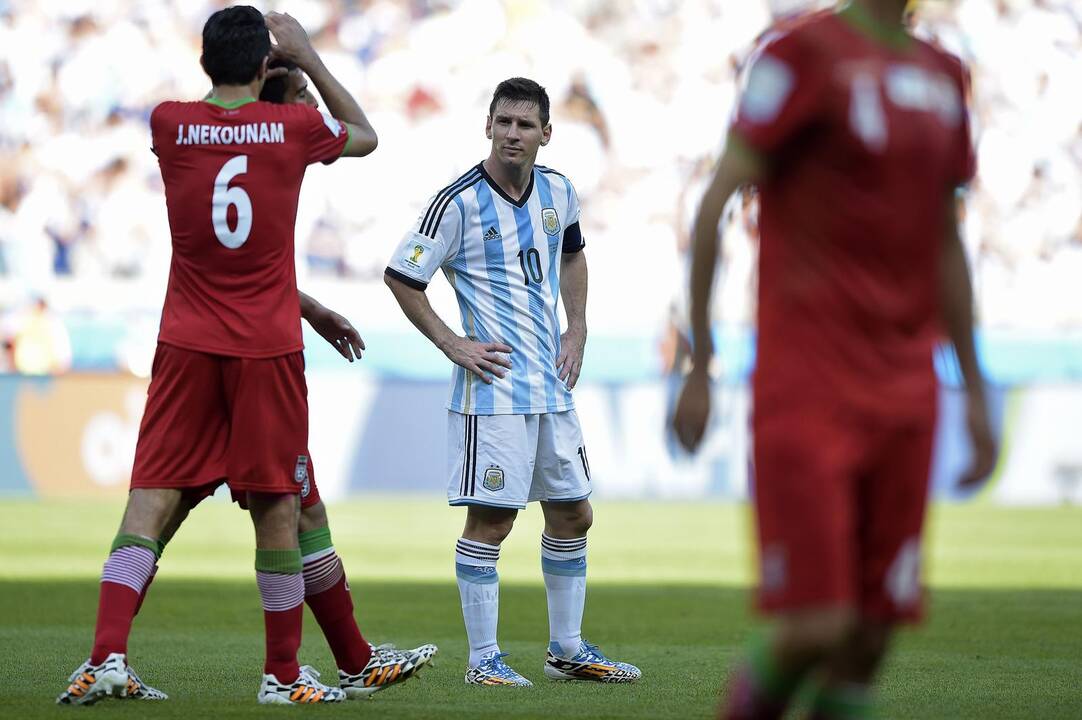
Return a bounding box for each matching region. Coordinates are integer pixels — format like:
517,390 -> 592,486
751,399 -> 935,622
131,343 -> 315,502
183,457 -> 322,511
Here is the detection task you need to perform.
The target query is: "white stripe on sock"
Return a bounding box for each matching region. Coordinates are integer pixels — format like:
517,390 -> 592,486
256,571 -> 305,612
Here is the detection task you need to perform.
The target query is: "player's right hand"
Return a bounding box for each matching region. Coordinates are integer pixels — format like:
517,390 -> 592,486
672,368 -> 711,453
264,12 -> 318,69
445,338 -> 513,385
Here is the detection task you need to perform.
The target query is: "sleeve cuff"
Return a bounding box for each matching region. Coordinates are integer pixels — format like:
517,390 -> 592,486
385,267 -> 428,290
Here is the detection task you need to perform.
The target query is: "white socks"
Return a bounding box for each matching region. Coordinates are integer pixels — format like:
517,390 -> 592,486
455,538 -> 501,667
541,533 -> 587,659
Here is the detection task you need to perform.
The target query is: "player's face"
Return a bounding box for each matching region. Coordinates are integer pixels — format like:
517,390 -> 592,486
284,69 -> 318,108
486,99 -> 550,168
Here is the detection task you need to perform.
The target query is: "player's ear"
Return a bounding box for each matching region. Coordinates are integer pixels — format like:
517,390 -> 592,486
257,55 -> 270,81
540,123 -> 552,146
485,115 -> 493,140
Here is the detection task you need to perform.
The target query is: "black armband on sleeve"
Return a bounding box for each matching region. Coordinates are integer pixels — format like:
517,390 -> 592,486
562,222 -> 584,254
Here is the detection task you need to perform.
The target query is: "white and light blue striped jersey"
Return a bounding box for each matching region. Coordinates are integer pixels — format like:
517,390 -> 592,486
386,162 -> 586,416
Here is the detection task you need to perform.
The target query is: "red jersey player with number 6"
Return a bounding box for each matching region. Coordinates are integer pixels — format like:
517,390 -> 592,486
58,6 -> 380,707
672,2 -> 999,719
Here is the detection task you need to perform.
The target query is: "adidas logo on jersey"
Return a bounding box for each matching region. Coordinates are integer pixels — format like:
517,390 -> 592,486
483,226 -> 502,242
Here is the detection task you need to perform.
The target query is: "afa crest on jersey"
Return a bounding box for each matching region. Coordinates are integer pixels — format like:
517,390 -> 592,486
541,208 -> 560,236
483,466 -> 505,492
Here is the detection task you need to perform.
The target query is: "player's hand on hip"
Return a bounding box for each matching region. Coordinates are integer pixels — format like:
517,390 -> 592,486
264,12 -> 318,69
556,326 -> 586,389
445,337 -> 513,385
959,390 -> 997,489
309,306 -> 365,362
672,368 -> 711,453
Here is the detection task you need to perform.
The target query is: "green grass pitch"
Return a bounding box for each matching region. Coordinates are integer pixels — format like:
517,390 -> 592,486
2,499 -> 1080,719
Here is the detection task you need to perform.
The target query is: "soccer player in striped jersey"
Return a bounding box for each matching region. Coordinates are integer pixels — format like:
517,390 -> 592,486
385,77 -> 641,687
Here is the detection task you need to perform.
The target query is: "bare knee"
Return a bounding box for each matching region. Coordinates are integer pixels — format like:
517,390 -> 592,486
158,500 -> 193,547
463,506 -> 517,545
119,488 -> 185,539
248,492 -> 301,548
298,501 -> 328,534
775,607 -> 858,666
542,499 -> 593,538
841,621 -> 893,679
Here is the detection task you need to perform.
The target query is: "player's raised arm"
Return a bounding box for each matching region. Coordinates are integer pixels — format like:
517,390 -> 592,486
940,194 -> 997,487
671,134 -> 764,452
264,12 -> 377,157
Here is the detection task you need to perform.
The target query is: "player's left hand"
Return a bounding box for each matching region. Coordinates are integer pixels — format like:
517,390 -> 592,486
672,368 -> 711,452
557,325 -> 586,389
306,305 -> 365,362
265,12 -> 319,69
959,390 -> 997,489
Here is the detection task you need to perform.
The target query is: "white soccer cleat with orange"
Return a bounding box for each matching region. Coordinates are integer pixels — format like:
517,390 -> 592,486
257,666 -> 346,704
56,653 -> 129,706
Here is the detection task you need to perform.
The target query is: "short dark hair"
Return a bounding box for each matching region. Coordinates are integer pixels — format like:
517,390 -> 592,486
489,77 -> 550,126
259,58 -> 299,104
200,6 -> 270,86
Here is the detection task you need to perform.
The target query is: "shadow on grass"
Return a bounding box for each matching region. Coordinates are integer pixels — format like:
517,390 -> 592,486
1,580 -> 1080,719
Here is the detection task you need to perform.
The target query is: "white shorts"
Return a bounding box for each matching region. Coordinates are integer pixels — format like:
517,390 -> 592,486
447,410 -> 593,509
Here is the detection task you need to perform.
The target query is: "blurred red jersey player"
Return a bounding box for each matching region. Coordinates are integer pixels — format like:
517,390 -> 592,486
57,6 -> 384,707
672,2 -> 998,719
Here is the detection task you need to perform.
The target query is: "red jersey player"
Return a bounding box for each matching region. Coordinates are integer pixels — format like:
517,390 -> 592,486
125,50 -> 439,702
672,2 -> 998,719
58,7 -> 383,706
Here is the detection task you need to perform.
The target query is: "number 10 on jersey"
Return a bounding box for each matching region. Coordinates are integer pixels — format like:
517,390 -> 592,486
517,247 -> 544,285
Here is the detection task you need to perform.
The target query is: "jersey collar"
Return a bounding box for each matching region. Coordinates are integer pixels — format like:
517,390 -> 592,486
203,96 -> 258,109
838,1 -> 913,50
478,162 -> 535,208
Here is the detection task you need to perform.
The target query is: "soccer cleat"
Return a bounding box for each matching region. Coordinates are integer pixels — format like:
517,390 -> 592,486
122,664 -> 168,700
337,643 -> 433,698
543,640 -> 642,683
465,651 -> 533,687
257,667 -> 346,704
56,653 -> 129,705
370,640 -> 439,669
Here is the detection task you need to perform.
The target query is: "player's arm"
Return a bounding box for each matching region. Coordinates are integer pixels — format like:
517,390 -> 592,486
383,274 -> 512,384
299,290 -> 365,362
265,12 -> 378,157
557,246 -> 587,389
940,193 -> 997,486
671,133 -> 765,452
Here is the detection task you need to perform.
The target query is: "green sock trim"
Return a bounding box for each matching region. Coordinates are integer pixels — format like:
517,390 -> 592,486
298,527 -> 333,557
255,548 -> 302,574
811,684 -> 875,719
111,533 -> 162,559
157,539 -> 167,558
747,633 -> 803,701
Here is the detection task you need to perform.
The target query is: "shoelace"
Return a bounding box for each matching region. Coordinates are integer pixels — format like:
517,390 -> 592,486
373,646 -> 412,665
481,652 -> 520,678
577,641 -> 607,663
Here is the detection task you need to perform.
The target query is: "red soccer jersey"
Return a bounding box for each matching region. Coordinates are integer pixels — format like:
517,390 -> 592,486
731,11 -> 975,421
150,98 -> 348,357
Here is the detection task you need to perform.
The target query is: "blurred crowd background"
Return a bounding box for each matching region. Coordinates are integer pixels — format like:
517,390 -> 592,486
0,0 -> 1080,375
